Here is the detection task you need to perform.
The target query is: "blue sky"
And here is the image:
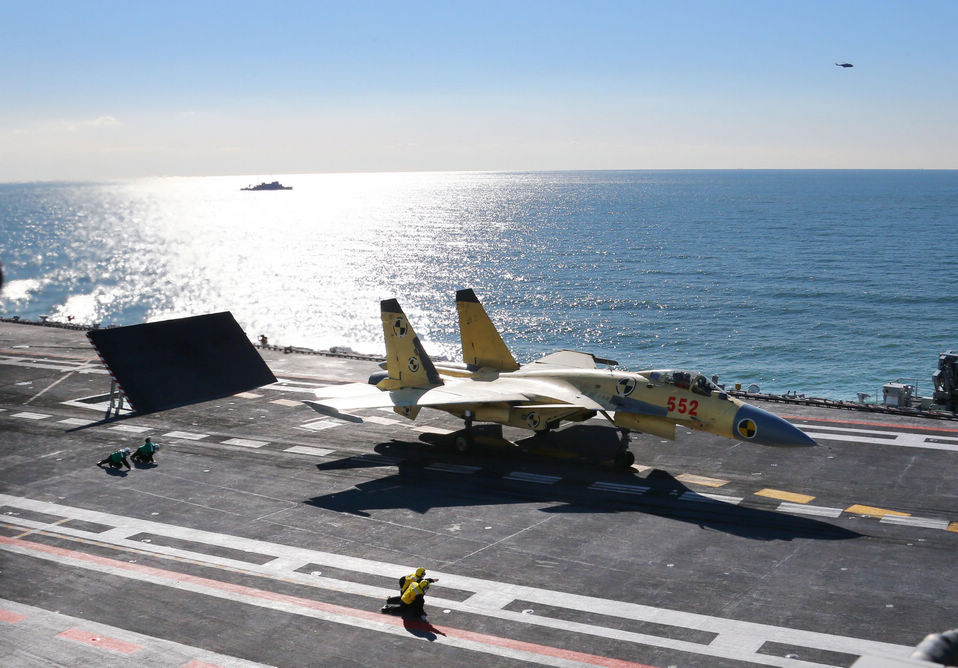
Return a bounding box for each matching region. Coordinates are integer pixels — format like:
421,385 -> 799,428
2,0 -> 956,180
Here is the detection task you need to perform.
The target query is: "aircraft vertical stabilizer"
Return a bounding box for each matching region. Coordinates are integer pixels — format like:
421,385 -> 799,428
456,289 -> 519,371
378,299 -> 442,390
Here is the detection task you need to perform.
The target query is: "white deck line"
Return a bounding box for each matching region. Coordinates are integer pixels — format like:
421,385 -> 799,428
776,502 -> 844,518
879,515 -> 951,530
503,471 -> 562,484
0,598 -> 272,668
162,430 -> 208,440
802,430 -> 958,453
0,493 -> 914,666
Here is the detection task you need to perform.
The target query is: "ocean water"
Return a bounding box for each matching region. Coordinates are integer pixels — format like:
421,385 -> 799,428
1,170 -> 956,400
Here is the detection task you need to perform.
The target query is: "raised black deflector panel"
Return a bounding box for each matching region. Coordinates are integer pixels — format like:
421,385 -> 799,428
87,312 -> 276,415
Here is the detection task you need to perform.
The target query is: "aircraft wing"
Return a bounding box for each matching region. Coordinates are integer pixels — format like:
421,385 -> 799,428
305,381 -> 533,422
306,375 -> 668,422
492,374 -> 668,417
526,350 -> 599,369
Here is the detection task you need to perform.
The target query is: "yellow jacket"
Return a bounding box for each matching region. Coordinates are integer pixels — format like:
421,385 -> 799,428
401,580 -> 427,604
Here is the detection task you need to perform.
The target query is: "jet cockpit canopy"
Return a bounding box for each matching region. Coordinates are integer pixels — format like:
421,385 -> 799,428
647,370 -> 723,397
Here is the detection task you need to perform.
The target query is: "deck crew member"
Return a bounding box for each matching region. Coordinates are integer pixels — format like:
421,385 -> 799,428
131,437 -> 160,464
398,567 -> 436,593
381,579 -> 432,618
97,448 -> 132,470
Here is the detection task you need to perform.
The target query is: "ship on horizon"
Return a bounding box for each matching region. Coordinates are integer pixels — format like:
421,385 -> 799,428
241,180 -> 292,191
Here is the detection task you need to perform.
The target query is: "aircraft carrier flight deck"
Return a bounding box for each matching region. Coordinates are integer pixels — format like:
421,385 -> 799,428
1,321 -> 955,668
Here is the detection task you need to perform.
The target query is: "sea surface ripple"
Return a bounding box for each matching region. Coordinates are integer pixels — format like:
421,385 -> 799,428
1,170 -> 956,400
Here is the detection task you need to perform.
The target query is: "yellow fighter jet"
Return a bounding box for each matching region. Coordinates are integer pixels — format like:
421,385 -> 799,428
305,289 -> 816,467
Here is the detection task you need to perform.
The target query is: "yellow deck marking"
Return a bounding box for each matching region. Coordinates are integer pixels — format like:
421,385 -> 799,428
13,518 -> 69,539
755,488 -> 815,504
845,504 -> 910,518
675,474 -> 728,488
948,522 -> 958,533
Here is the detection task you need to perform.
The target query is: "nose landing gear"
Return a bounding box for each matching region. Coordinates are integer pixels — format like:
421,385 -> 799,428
613,428 -> 636,469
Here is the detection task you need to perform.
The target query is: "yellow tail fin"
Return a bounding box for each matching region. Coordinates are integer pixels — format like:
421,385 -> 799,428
456,289 -> 519,371
378,299 -> 442,390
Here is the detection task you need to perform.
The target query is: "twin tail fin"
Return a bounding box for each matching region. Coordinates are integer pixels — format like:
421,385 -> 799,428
378,299 -> 442,390
456,289 -> 519,371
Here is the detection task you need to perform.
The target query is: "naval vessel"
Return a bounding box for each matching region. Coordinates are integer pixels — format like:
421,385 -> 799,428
241,181 -> 293,191
1,320 -> 955,667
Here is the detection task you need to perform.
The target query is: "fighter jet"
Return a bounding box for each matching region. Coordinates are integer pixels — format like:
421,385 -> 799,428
305,290 -> 816,467
835,62 -> 854,68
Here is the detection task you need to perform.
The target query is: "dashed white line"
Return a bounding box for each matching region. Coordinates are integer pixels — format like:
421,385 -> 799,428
11,412 -> 50,420
269,399 -> 302,407
353,454 -> 402,466
363,415 -> 402,426
503,471 -> 561,485
588,482 -> 651,495
425,463 -> 482,474
109,424 -> 151,433
58,418 -> 95,426
411,425 -> 454,435
776,502 -> 844,518
284,446 -> 334,457
222,438 -> 269,449
162,431 -> 208,441
263,379 -> 327,394
298,419 -> 340,431
880,515 -> 951,530
679,491 -> 744,505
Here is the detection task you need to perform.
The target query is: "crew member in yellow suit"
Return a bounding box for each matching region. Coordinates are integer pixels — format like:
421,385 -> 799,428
381,579 -> 432,618
398,567 -> 436,593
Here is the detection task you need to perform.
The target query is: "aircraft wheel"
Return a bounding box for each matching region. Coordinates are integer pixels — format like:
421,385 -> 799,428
453,433 -> 472,454
613,451 -> 635,469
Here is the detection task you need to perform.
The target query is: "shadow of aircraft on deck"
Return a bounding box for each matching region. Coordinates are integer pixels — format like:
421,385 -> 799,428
307,426 -> 860,543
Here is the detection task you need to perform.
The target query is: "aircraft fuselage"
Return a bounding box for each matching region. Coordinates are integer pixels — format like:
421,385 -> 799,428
432,364 -> 815,447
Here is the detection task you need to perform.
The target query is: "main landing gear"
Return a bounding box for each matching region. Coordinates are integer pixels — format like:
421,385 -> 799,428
453,414 -> 474,454
613,428 -> 636,469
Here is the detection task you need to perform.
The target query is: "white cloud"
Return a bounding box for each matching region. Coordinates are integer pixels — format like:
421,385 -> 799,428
83,115 -> 119,127
7,116 -> 120,136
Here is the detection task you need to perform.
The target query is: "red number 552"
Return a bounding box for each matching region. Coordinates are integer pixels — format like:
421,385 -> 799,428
667,397 -> 698,416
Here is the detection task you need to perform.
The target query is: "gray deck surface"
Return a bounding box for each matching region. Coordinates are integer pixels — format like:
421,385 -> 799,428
1,321 -> 955,668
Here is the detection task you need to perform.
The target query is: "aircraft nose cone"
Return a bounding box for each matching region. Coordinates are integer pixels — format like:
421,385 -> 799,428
733,404 -> 817,447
